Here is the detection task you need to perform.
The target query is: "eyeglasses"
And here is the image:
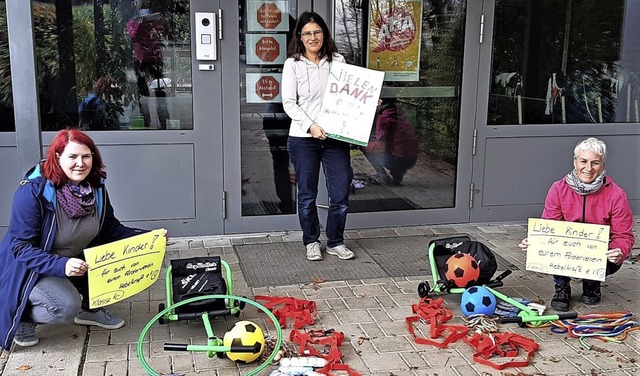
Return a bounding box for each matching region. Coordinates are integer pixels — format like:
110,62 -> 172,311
300,30 -> 323,38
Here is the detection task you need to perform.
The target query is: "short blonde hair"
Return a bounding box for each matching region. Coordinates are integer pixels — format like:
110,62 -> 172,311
574,137 -> 607,162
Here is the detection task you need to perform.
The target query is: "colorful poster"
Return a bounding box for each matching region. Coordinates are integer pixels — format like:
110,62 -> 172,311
246,0 -> 289,32
317,62 -> 385,146
84,229 -> 166,308
368,0 -> 423,82
246,34 -> 287,65
246,73 -> 282,103
525,218 -> 610,281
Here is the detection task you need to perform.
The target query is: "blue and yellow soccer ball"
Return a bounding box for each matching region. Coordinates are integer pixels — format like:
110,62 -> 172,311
223,320 -> 265,363
460,286 -> 497,317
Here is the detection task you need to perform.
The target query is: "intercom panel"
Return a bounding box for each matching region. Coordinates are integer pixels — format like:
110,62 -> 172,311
195,12 -> 216,61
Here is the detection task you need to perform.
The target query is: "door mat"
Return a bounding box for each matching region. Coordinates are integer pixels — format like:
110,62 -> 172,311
348,197 -> 417,213
235,242 -> 388,287
235,235 -> 517,287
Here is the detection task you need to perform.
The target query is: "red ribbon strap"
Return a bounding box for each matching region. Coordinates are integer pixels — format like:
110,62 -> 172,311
464,332 -> 539,370
406,297 -> 469,348
316,362 -> 363,376
254,295 -> 317,329
289,329 -> 345,364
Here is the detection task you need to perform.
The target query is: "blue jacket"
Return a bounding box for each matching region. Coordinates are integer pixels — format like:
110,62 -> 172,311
0,164 -> 144,350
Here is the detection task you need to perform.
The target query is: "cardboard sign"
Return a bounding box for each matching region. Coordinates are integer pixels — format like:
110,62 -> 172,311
317,62 -> 384,146
525,218 -> 610,281
84,229 -> 166,308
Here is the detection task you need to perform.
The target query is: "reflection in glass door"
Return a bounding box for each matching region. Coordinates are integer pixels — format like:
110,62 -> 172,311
237,0 -> 468,218
30,0 -> 193,132
335,0 -> 466,213
239,0 -> 298,216
488,0 -> 640,126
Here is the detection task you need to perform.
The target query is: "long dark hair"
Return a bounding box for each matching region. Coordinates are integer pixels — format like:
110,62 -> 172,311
287,11 -> 338,62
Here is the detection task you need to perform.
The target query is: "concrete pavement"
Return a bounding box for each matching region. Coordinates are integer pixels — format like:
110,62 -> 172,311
1,219 -> 639,376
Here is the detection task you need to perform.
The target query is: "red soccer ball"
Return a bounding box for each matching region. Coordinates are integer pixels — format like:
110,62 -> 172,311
445,253 -> 480,288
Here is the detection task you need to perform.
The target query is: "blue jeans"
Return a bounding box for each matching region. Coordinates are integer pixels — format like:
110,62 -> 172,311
553,261 -> 621,284
23,275 -> 82,325
288,137 -> 352,247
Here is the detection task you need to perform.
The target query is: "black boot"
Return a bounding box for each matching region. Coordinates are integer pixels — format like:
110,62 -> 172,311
550,283 -> 571,311
580,280 -> 601,305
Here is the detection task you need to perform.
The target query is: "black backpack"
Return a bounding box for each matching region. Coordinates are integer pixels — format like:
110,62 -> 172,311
430,236 -> 498,285
170,256 -> 227,314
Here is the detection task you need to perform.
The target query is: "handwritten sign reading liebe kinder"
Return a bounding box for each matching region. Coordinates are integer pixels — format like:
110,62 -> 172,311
525,218 -> 610,281
83,229 -> 166,309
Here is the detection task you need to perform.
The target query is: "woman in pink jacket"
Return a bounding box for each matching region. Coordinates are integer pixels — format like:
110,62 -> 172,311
519,137 -> 635,311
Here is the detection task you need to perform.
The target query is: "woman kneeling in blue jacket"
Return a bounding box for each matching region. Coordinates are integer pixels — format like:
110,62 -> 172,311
0,128 -> 154,350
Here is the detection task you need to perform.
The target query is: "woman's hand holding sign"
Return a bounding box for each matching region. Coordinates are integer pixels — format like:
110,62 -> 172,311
309,123 -> 327,140
66,258 -> 89,277
606,248 -> 623,265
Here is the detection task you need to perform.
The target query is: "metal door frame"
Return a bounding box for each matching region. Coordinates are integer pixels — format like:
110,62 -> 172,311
222,1 -> 484,234
4,0 -> 225,237
470,0 -> 640,223
344,0 -> 484,229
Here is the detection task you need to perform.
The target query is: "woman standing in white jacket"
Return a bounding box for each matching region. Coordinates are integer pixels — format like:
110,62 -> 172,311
282,11 -> 354,261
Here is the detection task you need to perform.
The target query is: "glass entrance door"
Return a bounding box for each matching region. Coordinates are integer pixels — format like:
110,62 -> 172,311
334,0 -> 462,213
19,0 -> 225,236
471,0 -> 640,223
332,0 -> 477,228
223,0 -> 479,234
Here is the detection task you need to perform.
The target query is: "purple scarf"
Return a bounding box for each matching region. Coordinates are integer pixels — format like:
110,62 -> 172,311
56,183 -> 96,219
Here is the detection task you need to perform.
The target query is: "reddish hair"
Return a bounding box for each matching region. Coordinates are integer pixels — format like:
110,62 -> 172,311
41,128 -> 106,188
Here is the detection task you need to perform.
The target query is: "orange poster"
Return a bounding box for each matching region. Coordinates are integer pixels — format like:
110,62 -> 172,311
368,0 -> 423,82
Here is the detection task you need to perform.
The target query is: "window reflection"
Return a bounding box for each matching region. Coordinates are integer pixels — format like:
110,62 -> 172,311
335,0 -> 463,212
32,0 -> 192,131
489,0 -> 640,125
0,3 -> 14,132
238,0 -> 464,216
239,1 -> 296,216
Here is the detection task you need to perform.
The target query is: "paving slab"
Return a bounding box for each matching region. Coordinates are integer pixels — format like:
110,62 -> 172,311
1,219 -> 638,376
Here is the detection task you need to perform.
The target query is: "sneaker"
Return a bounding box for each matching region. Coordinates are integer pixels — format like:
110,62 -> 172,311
351,179 -> 365,189
550,283 -> 571,311
580,280 -> 601,305
14,322 -> 39,347
306,242 -> 323,261
74,308 -> 125,329
326,244 -> 355,260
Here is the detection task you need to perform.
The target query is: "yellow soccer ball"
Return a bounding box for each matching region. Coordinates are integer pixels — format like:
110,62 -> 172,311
222,320 -> 265,363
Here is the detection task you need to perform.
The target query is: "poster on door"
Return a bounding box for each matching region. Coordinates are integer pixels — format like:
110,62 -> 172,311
247,0 -> 289,32
246,34 -> 287,65
317,62 -> 384,146
367,0 -> 423,82
246,73 -> 282,103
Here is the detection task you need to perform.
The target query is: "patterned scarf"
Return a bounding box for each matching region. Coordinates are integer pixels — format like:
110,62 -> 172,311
565,169 -> 606,196
56,182 -> 96,219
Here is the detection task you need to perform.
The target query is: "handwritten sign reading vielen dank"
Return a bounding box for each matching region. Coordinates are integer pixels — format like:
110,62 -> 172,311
317,62 -> 384,146
83,229 -> 166,309
525,218 -> 610,281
